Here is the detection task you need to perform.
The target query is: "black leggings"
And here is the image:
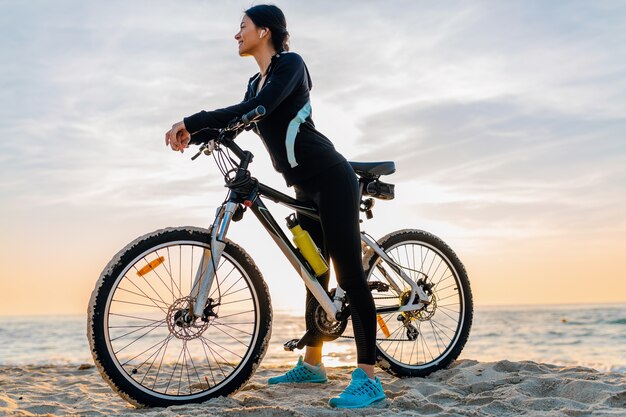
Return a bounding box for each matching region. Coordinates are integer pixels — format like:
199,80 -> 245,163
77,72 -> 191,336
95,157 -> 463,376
293,160 -> 377,365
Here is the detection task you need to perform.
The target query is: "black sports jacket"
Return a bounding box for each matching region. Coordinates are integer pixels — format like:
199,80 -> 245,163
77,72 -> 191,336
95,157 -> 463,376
183,51 -> 345,186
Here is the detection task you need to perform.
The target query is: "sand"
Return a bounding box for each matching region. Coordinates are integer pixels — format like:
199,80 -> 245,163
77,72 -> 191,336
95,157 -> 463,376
0,360 -> 624,416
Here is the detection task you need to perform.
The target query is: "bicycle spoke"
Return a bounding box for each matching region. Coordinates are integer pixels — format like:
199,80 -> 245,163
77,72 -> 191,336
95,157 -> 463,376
431,319 -> 454,342
219,285 -> 249,299
215,274 -> 245,301
122,332 -> 172,368
165,344 -> 186,394
428,320 -> 442,356
166,246 -> 176,301
110,312 -> 164,322
152,334 -> 172,390
208,264 -> 238,299
183,342 -> 204,390
114,318 -> 166,355
220,297 -> 252,306
139,335 -> 174,385
210,322 -> 251,348
200,335 -> 244,360
111,318 -> 167,342
115,287 -> 170,308
199,337 -> 228,380
218,310 -> 255,319
151,249 -> 183,303
111,299 -> 167,310
132,261 -> 175,307
438,303 -> 461,310
435,306 -> 459,323
199,336 -> 218,386
434,280 -> 456,292
409,330 -> 417,364
438,293 -> 460,303
212,321 -> 253,337
118,277 -> 169,315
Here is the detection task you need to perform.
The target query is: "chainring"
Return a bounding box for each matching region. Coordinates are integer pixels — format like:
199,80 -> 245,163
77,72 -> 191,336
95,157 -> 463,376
305,289 -> 348,341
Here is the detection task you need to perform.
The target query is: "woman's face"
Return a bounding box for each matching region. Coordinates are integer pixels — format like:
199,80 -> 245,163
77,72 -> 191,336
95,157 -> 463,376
235,15 -> 265,57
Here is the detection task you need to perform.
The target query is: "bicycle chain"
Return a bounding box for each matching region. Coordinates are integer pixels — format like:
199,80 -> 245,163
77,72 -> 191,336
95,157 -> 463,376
333,293 -> 421,342
338,334 -> 413,342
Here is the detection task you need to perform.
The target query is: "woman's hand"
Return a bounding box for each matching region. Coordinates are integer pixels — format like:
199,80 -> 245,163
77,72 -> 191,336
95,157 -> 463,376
165,121 -> 191,153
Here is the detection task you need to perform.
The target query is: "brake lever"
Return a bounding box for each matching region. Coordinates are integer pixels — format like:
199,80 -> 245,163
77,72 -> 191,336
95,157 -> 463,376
191,143 -> 209,161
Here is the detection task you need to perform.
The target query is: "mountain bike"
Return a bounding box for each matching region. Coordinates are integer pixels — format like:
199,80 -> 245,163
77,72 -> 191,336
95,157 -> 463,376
87,106 -> 473,407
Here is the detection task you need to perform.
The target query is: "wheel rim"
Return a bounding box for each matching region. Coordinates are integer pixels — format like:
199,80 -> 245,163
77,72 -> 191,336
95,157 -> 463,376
368,239 -> 466,369
102,240 -> 261,400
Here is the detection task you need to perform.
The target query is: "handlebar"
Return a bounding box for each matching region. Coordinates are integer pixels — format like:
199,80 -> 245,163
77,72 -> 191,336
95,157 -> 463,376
225,106 -> 266,132
241,106 -> 266,125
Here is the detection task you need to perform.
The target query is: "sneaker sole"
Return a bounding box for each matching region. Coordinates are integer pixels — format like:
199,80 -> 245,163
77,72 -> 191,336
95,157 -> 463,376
268,378 -> 328,385
329,394 -> 386,409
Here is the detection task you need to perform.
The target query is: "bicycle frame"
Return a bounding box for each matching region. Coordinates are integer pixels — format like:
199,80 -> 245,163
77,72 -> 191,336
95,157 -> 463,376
189,138 -> 431,321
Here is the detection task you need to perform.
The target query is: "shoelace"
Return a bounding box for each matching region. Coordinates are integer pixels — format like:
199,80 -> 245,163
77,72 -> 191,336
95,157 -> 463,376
344,378 -> 379,396
285,365 -> 315,381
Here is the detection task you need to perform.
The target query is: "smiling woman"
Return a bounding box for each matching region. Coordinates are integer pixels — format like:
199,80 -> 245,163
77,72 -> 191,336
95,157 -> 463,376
162,3 -> 387,409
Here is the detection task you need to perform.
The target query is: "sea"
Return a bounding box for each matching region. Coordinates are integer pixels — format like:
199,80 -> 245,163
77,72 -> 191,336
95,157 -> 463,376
0,304 -> 624,373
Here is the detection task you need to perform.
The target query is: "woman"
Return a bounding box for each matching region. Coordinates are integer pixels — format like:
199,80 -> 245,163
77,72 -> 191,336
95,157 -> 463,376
165,4 -> 385,409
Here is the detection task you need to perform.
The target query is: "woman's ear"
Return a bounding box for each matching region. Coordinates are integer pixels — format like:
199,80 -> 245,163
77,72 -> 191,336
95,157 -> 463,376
259,29 -> 266,38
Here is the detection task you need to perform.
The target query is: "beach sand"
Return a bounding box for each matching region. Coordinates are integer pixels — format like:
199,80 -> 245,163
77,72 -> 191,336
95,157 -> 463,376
0,360 -> 624,416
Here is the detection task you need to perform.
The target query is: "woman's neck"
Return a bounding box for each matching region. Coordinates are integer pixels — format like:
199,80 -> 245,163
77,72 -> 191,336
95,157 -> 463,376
252,44 -> 277,76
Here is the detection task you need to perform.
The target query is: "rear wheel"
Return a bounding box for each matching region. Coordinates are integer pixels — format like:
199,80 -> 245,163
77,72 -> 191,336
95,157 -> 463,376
88,227 -> 272,407
363,229 -> 473,377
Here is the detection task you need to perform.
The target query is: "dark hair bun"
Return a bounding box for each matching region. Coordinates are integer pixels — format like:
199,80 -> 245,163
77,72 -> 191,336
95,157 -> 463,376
245,4 -> 290,52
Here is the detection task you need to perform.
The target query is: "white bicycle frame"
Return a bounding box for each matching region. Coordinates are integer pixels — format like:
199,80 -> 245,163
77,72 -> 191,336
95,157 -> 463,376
188,190 -> 431,321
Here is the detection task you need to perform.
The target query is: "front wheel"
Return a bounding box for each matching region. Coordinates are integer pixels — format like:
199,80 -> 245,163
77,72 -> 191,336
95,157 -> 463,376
87,227 -> 272,407
363,229 -> 473,377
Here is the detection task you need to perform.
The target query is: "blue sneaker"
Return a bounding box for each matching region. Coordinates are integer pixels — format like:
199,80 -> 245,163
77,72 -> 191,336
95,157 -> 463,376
328,368 -> 386,408
268,356 -> 328,384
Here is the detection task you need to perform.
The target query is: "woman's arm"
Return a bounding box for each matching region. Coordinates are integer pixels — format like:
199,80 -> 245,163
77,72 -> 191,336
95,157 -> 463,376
183,53 -> 306,134
165,78 -> 252,152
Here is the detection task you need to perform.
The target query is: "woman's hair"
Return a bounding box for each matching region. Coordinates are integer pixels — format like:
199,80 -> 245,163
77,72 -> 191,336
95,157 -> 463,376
245,4 -> 290,52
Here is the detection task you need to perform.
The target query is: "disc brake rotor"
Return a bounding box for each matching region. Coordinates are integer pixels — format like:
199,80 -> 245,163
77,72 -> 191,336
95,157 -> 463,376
166,296 -> 209,340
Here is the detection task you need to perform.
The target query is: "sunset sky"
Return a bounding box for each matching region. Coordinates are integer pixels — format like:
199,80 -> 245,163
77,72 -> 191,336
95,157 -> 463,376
1,0 -> 625,316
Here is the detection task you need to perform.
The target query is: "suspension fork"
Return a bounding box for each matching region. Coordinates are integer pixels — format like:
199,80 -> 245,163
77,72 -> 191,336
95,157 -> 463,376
189,200 -> 237,318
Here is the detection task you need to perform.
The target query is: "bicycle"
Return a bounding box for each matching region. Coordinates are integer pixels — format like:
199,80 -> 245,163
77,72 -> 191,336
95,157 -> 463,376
87,106 -> 473,407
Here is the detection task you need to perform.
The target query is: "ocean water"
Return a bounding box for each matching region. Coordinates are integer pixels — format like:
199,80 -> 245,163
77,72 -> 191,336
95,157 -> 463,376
0,304 -> 624,373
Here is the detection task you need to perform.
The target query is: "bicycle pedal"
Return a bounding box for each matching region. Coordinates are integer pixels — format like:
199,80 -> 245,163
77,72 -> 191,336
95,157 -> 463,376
283,338 -> 300,351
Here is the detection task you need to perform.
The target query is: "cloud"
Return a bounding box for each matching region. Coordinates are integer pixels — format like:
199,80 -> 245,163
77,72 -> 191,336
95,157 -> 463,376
351,96 -> 626,241
1,1 -> 626,312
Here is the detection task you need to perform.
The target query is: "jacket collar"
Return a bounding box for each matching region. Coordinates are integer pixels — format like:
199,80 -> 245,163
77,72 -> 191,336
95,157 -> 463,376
250,51 -> 288,96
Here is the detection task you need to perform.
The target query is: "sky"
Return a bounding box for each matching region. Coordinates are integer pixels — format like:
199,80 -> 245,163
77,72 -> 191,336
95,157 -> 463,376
1,0 -> 625,316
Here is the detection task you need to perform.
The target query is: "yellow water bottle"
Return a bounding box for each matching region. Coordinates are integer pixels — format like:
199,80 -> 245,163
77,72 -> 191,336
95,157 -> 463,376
286,214 -> 329,276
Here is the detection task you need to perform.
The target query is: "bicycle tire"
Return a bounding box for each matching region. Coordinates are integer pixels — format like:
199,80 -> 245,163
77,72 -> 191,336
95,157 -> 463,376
362,229 -> 473,377
87,227 -> 272,407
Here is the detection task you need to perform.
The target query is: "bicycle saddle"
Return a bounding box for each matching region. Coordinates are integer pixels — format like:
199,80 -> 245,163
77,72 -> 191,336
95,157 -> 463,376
349,161 -> 396,177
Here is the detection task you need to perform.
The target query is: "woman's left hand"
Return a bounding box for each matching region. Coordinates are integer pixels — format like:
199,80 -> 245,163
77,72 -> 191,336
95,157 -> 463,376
165,121 -> 191,152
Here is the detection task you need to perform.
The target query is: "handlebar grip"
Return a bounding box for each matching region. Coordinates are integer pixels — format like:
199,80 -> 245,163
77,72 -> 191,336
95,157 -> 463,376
241,106 -> 266,124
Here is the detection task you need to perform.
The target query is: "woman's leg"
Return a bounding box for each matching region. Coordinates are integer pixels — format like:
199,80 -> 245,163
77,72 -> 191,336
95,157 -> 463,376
295,187 -> 330,366
306,162 -> 378,376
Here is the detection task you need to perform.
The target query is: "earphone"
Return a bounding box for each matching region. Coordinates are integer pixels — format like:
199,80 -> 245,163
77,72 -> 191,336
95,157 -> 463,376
259,29 -> 266,38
